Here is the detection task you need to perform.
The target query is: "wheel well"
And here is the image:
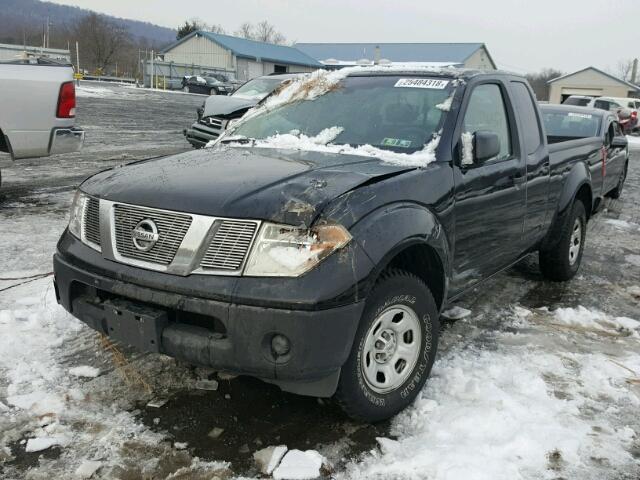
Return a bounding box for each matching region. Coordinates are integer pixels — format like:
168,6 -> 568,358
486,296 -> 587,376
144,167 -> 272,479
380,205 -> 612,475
384,244 -> 445,310
575,184 -> 592,220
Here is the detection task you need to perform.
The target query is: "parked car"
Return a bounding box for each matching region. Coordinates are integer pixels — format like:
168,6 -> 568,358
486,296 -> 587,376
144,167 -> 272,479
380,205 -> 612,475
540,104 -> 629,198
563,95 -> 637,133
184,73 -> 302,148
53,69 -> 625,422
182,75 -> 234,95
0,57 -> 84,187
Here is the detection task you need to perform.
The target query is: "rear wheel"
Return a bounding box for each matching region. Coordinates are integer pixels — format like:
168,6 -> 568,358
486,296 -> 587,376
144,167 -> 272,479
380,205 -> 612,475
183,86 -> 189,93
609,161 -> 628,199
335,269 -> 439,422
539,200 -> 586,281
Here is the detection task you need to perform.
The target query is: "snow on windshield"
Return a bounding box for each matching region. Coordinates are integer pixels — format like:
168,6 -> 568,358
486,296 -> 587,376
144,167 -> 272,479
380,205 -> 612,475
225,126 -> 441,168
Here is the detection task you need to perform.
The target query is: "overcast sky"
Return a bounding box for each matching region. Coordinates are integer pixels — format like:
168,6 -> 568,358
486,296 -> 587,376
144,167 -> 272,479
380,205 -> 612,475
51,0 -> 638,74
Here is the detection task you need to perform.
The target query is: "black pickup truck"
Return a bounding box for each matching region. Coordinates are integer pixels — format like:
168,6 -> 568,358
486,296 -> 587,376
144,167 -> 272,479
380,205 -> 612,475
53,69 -> 629,421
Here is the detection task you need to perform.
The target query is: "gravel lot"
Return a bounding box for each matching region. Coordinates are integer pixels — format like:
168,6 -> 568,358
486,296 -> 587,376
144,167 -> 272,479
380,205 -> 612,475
0,82 -> 639,480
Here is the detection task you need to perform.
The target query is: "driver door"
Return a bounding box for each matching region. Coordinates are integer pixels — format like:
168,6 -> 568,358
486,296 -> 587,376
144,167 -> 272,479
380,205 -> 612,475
450,82 -> 527,295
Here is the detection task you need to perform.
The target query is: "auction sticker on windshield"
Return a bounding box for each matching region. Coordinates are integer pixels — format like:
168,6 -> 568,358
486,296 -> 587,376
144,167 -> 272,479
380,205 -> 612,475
394,78 -> 449,89
568,112 -> 593,119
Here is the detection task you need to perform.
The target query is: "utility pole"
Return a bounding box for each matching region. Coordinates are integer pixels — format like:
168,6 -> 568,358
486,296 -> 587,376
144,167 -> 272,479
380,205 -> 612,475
75,41 -> 80,84
150,50 -> 154,88
632,58 -> 639,85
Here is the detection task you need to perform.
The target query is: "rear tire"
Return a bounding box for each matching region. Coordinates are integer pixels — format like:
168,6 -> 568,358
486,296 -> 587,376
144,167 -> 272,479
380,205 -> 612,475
539,200 -> 586,281
609,161 -> 628,199
335,269 -> 439,422
183,86 -> 189,93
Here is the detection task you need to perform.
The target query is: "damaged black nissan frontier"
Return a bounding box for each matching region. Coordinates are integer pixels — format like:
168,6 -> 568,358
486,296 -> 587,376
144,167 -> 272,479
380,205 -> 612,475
53,68 -> 629,421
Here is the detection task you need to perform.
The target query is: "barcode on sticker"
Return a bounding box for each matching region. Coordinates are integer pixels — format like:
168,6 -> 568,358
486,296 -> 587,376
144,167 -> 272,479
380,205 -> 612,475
568,112 -> 592,119
394,78 -> 450,89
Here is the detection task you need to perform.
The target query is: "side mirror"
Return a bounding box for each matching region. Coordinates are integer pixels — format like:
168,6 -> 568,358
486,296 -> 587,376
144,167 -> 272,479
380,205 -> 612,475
473,131 -> 501,163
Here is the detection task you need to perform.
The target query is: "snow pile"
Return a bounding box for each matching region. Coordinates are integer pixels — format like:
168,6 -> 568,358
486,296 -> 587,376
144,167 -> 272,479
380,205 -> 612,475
436,95 -> 454,111
25,435 -> 70,452
605,218 -> 637,230
75,460 -> 102,479
552,306 -> 640,336
461,131 -> 474,165
69,366 -> 100,378
273,449 -> 325,480
253,445 -> 288,475
441,306 -> 472,320
343,347 -> 637,479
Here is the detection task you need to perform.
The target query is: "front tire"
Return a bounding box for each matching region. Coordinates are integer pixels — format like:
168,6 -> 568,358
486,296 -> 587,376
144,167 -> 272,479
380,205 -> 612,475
335,269 -> 439,422
183,86 -> 189,93
539,200 -> 586,281
210,88 -> 217,95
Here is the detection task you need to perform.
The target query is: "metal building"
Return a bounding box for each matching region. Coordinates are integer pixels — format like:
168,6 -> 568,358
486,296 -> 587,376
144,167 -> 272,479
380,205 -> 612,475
547,67 -> 640,104
294,42 -> 496,70
0,43 -> 70,62
156,31 -> 323,84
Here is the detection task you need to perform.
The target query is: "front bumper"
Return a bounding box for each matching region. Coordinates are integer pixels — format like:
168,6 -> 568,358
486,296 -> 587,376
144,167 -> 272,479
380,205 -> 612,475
53,250 -> 365,397
49,127 -> 84,155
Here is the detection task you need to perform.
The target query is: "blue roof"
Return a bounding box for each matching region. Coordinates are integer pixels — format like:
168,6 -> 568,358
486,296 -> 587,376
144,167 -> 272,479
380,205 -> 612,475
294,42 -> 492,66
162,31 -> 323,68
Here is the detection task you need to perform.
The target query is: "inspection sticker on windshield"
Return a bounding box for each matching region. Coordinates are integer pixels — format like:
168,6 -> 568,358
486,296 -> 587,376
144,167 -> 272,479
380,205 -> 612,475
382,138 -> 412,148
568,112 -> 592,119
394,78 -> 449,89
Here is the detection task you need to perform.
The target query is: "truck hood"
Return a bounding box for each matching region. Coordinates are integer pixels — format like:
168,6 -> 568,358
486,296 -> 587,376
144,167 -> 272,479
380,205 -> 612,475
81,147 -> 415,226
202,95 -> 258,117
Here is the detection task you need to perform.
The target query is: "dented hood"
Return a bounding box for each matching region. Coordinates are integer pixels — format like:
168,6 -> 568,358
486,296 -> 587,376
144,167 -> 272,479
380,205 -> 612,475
81,147 -> 415,226
202,95 -> 258,117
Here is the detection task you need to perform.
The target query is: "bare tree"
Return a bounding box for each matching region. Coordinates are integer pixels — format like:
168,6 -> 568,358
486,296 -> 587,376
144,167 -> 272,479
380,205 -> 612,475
177,18 -> 225,39
525,68 -> 563,101
72,13 -> 131,73
616,59 -> 635,82
235,21 -> 286,44
235,22 -> 255,40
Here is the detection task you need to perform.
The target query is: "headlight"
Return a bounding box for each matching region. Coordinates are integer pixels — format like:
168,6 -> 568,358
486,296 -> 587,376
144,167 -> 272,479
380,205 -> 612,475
68,190 -> 88,239
244,223 -> 352,277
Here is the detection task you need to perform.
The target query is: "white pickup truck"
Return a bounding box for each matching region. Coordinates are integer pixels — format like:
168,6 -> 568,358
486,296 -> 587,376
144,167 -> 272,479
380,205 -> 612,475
0,58 -> 85,185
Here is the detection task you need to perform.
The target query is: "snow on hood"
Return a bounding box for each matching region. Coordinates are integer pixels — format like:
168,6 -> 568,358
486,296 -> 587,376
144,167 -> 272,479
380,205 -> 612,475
226,127 -> 441,168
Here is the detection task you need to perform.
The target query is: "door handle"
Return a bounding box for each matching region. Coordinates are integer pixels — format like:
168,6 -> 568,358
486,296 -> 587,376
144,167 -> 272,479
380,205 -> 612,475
511,173 -> 526,185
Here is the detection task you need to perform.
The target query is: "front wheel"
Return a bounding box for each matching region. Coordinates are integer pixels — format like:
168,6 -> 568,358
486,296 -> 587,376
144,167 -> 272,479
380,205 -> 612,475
335,270 -> 439,422
209,88 -> 217,95
539,200 -> 586,281
182,86 -> 189,93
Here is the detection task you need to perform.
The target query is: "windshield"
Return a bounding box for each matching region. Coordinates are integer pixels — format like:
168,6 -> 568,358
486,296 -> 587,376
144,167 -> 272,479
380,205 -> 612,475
232,75 -> 454,153
204,77 -> 222,84
232,77 -> 285,100
542,110 -> 600,141
563,97 -> 591,107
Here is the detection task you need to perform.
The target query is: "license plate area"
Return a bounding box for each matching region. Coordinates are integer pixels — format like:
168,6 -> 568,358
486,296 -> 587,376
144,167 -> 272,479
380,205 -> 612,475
73,296 -> 168,353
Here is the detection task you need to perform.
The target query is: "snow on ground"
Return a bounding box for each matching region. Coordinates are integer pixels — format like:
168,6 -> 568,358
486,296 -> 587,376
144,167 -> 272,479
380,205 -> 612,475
343,305 -> 640,480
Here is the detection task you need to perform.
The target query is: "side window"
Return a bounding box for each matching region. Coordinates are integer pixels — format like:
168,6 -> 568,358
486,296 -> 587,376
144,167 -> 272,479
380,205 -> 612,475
462,84 -> 512,164
510,81 -> 542,155
613,122 -> 624,137
594,100 -> 609,111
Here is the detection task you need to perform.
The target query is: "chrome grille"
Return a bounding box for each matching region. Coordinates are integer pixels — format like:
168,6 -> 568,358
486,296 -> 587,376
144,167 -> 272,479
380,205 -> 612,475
113,204 -> 192,265
199,116 -> 224,129
83,196 -> 101,248
200,220 -> 258,271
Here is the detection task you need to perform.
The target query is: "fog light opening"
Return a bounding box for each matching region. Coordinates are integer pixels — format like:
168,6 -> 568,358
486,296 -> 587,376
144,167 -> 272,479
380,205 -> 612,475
271,334 -> 291,357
